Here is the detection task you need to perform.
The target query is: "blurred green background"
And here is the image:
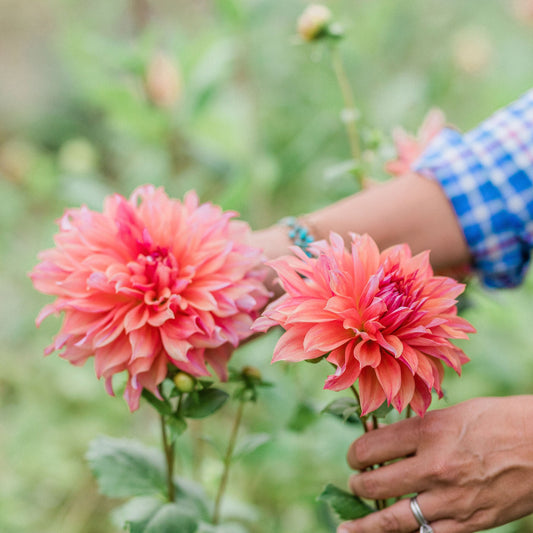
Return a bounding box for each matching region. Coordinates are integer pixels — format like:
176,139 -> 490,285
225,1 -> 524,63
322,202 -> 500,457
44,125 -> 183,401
1,0 -> 533,532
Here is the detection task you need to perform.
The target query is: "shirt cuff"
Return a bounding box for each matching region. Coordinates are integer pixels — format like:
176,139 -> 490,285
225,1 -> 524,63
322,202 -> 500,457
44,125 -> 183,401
412,96 -> 533,288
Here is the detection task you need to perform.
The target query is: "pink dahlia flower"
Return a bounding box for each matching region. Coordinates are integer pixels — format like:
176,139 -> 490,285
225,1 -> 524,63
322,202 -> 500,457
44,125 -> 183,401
31,186 -> 270,411
253,233 -> 474,417
385,109 -> 446,177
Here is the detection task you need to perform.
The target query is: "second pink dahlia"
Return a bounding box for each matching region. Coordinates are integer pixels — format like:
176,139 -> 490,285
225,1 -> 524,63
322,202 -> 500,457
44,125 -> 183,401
253,233 -> 475,417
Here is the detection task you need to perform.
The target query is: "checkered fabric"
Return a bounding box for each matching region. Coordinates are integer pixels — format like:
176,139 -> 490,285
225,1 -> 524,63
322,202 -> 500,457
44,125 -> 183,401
413,90 -> 533,288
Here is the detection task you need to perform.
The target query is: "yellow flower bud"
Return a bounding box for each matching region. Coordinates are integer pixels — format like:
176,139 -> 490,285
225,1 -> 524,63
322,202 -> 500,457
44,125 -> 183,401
297,4 -> 332,42
241,366 -> 262,381
145,52 -> 182,109
173,372 -> 196,393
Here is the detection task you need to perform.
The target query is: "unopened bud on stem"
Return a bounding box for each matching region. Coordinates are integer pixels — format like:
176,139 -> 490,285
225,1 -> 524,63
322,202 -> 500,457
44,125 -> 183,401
297,4 -> 332,42
173,372 -> 195,393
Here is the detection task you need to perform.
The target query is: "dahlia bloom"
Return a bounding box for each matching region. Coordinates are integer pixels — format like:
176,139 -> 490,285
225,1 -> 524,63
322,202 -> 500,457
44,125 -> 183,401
385,109 -> 446,177
253,233 -> 474,416
31,186 -> 270,411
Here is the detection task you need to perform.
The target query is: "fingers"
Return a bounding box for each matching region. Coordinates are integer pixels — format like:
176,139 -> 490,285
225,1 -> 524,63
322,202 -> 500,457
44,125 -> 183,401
337,492 -> 449,533
347,416 -> 422,470
349,456 -> 430,500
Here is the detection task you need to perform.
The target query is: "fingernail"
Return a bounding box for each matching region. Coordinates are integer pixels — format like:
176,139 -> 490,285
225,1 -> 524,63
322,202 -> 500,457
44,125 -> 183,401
338,526 -> 350,533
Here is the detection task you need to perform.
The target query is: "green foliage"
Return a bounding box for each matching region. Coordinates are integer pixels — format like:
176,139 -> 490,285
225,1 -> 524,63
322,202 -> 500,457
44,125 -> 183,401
86,436 -> 167,498
317,484 -> 375,521
321,397 -> 361,425
182,388 -> 230,419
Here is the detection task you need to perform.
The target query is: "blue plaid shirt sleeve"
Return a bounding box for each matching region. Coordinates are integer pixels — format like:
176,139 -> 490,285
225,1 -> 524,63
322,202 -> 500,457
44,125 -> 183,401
412,89 -> 533,288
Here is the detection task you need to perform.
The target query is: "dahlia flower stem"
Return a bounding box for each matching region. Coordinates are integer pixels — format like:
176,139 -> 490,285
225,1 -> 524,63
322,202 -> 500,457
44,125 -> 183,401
160,414 -> 176,502
406,405 -> 413,419
213,399 -> 245,525
331,45 -> 363,188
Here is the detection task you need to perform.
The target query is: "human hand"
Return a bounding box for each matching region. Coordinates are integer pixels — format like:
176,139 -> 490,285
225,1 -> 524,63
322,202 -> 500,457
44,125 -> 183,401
338,396 -> 533,533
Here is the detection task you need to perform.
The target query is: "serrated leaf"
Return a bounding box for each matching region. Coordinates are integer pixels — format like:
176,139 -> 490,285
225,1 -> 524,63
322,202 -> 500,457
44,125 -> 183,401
321,397 -> 361,425
182,388 -> 229,419
144,503 -> 198,533
86,436 -> 166,498
233,433 -> 271,461
317,484 -> 375,520
174,477 -> 212,521
113,496 -> 164,533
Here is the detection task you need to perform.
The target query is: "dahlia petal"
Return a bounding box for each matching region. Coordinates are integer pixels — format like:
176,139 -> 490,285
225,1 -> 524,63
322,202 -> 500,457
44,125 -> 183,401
204,343 -> 233,381
359,367 -> 387,416
147,307 -> 175,327
391,365 -> 415,413
413,351 -> 435,388
273,326 -> 322,362
94,335 -> 132,379
375,354 -> 402,403
92,306 -> 130,348
384,334 -> 404,358
355,340 -> 382,368
160,329 -> 192,363
129,327 -> 161,362
324,358 -> 361,391
303,322 -> 352,353
398,343 -> 419,373
35,303 -> 60,326
326,344 -> 350,368
105,376 -> 115,396
288,299 -> 338,323
410,376 -> 433,417
124,305 -> 150,333
251,314 -> 279,332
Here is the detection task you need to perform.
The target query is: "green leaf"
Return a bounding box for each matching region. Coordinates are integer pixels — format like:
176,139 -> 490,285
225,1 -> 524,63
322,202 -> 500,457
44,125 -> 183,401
370,402 -> 394,419
287,401 -> 318,432
113,496 -> 164,533
321,398 -> 361,425
174,477 -> 212,521
182,388 -> 229,419
317,484 -> 375,520
142,389 -> 173,416
233,433 -> 271,461
86,436 -> 166,498
144,503 -> 199,533
167,415 -> 188,443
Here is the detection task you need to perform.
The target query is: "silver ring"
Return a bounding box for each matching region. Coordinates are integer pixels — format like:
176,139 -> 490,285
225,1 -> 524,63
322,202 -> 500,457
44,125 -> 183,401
410,497 -> 434,533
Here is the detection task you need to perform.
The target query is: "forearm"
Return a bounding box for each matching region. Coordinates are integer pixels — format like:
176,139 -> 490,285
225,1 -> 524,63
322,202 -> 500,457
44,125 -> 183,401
256,173 -> 470,271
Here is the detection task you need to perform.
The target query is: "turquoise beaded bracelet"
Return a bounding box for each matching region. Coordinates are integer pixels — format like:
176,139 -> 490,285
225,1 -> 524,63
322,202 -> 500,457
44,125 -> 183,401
279,216 -> 315,256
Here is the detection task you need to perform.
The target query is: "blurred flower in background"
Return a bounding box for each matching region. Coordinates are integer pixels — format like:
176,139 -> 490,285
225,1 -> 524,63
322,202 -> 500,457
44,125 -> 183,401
451,26 -> 493,76
510,0 -> 533,24
385,108 -> 446,177
144,51 -> 183,109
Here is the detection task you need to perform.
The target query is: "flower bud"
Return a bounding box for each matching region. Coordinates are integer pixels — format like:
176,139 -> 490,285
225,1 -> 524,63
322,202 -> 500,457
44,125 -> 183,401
173,372 -> 195,393
145,52 -> 182,109
297,4 -> 332,42
241,366 -> 262,381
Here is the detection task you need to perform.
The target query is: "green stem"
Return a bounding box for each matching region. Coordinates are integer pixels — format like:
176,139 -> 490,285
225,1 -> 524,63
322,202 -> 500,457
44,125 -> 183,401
331,46 -> 363,187
212,399 -> 246,524
160,414 -> 175,502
